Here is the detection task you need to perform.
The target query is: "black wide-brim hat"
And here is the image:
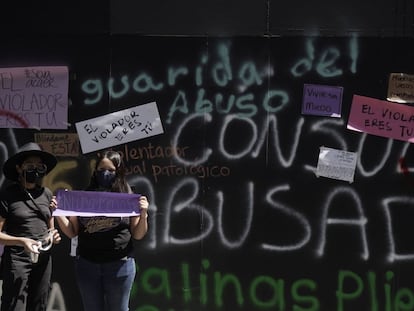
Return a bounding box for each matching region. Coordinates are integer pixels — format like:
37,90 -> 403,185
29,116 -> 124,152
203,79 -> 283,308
3,142 -> 57,181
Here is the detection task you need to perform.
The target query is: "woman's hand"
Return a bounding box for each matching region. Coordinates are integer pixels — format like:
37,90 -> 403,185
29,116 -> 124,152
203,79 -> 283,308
49,228 -> 62,244
21,237 -> 41,254
130,195 -> 149,240
139,196 -> 149,216
49,196 -> 57,212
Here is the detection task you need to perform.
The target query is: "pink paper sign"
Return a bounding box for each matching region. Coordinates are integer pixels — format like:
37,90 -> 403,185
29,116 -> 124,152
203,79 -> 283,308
0,66 -> 69,129
347,95 -> 414,143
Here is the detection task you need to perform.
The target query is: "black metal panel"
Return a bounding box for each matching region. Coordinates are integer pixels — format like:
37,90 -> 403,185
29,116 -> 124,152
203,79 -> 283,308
0,0 -> 110,35
268,0 -> 413,36
0,0 -> 412,37
110,0 -> 267,35
110,0 -> 414,36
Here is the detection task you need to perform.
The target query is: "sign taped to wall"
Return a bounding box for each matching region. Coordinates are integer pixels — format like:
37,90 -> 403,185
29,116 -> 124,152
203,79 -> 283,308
347,94 -> 414,143
302,84 -> 343,117
316,146 -> 357,183
34,132 -> 80,157
387,73 -> 414,103
0,66 -> 69,129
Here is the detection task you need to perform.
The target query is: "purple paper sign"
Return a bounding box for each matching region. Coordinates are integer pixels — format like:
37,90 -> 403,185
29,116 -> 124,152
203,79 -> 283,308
302,84 -> 343,117
54,190 -> 141,216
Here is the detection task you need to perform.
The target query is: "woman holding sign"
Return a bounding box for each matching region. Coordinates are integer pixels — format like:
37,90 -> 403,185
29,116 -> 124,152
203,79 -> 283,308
54,150 -> 149,311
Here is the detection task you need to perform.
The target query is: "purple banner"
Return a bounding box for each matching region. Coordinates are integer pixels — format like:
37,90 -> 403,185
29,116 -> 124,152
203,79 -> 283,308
54,190 -> 141,216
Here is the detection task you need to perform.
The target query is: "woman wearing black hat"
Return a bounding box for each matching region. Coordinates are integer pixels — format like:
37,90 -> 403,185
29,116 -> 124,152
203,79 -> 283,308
0,142 -> 61,311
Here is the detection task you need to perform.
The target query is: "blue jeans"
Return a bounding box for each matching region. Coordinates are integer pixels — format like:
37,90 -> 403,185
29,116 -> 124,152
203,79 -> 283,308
75,256 -> 136,311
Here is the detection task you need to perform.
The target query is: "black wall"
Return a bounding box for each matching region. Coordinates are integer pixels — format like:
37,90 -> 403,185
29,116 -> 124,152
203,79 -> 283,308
1,0 -> 413,36
0,1 -> 414,311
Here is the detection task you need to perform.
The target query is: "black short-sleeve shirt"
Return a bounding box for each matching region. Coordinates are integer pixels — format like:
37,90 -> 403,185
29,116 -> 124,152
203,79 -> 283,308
0,184 -> 52,241
77,215 -> 133,262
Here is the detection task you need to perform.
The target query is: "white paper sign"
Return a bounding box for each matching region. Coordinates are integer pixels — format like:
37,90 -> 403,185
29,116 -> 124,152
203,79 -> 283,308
315,146 -> 357,183
75,102 -> 164,153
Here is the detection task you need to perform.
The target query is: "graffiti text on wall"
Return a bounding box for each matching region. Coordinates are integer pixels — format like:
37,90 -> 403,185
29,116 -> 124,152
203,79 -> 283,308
131,259 -> 414,311
80,37 -> 359,124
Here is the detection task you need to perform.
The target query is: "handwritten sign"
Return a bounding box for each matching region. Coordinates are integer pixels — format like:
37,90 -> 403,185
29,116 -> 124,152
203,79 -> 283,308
302,84 -> 343,117
387,73 -> 414,103
35,133 -> 80,157
347,94 -> 414,143
316,146 -> 357,183
0,66 -> 69,129
54,190 -> 141,216
75,102 -> 164,154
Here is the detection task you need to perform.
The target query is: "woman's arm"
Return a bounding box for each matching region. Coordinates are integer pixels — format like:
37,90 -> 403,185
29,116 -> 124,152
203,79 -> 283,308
55,216 -> 79,239
130,196 -> 149,240
0,217 -> 41,253
48,217 -> 62,244
50,196 -> 79,238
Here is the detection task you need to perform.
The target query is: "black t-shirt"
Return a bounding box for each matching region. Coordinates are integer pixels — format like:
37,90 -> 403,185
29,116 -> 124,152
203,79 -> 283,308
0,184 -> 52,244
77,215 -> 133,262
77,184 -> 134,263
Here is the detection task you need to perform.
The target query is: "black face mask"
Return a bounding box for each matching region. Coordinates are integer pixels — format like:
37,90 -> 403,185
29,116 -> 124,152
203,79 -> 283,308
96,170 -> 116,188
23,169 -> 46,184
